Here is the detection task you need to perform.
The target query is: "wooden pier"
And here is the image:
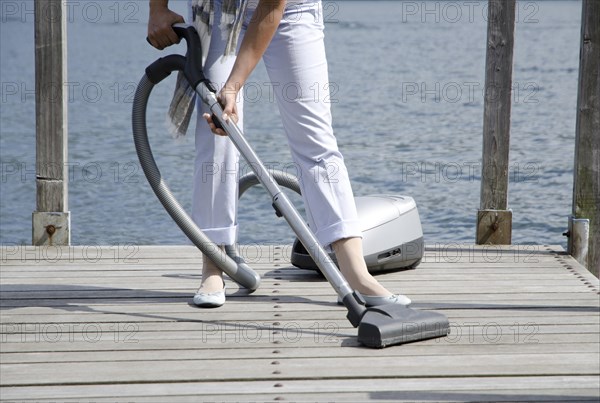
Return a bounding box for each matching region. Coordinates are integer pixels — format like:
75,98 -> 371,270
1,244 -> 598,402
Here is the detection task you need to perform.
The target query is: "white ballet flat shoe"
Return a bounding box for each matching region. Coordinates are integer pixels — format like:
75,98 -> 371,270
363,293 -> 412,307
193,285 -> 226,308
338,293 -> 411,307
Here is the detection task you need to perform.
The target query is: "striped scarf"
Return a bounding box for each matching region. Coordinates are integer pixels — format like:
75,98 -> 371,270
167,0 -> 248,138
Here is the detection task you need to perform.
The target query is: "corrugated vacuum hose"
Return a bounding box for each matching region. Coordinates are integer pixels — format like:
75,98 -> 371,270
132,73 -> 261,291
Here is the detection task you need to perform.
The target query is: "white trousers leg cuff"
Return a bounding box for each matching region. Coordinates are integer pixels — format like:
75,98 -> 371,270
314,219 -> 363,249
200,225 -> 239,246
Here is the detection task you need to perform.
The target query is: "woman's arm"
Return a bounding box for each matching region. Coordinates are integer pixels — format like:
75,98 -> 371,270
205,0 -> 287,135
227,0 -> 286,91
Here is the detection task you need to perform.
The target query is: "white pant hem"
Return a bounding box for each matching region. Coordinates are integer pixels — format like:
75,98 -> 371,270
201,225 -> 239,245
314,219 -> 363,248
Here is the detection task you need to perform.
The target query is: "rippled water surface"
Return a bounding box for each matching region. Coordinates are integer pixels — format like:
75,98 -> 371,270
0,1 -> 582,248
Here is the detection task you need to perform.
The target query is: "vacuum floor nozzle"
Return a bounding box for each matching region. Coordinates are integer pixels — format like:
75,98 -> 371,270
358,305 -> 451,348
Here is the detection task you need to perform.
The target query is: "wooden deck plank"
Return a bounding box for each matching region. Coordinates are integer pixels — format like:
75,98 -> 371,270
2,353 -> 599,386
5,389 -> 600,402
2,333 -> 599,355
31,391 -> 597,402
1,276 -> 595,287
2,288 -> 597,300
0,259 -> 578,268
2,376 -> 598,401
13,312 -> 594,327
2,324 -> 598,348
56,390 -> 593,402
1,245 -> 598,401
2,342 -> 599,364
2,305 -> 597,317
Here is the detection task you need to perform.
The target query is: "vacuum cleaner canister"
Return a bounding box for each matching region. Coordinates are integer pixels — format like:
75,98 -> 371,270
291,195 -> 424,273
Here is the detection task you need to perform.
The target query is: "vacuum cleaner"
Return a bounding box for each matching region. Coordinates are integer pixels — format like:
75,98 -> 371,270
132,24 -> 450,348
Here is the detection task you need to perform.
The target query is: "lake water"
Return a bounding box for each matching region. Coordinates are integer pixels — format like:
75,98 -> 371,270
0,0 -> 583,249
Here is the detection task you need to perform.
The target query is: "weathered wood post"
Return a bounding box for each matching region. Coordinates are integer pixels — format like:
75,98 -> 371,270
476,0 -> 516,245
569,0 -> 600,276
32,0 -> 70,246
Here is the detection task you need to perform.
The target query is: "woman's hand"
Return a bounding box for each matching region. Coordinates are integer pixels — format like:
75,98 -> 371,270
147,2 -> 184,50
202,83 -> 240,136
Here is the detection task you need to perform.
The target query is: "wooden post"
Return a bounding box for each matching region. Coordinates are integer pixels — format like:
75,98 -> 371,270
32,0 -> 70,246
476,0 -> 516,245
569,0 -> 600,276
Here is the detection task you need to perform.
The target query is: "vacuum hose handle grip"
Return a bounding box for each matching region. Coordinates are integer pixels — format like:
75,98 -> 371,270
170,23 -> 204,86
145,23 -> 213,91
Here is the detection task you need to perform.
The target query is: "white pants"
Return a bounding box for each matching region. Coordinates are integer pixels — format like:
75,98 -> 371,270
192,0 -> 361,247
